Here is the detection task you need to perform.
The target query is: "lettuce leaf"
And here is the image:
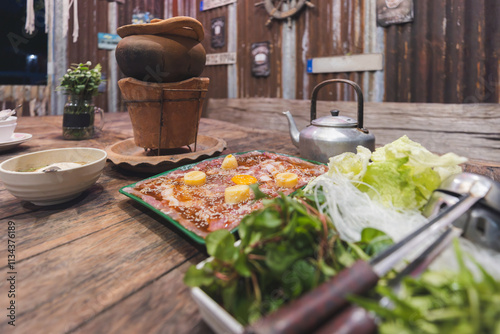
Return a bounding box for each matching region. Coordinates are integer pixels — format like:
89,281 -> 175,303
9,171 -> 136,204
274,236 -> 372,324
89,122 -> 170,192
327,146 -> 371,181
328,135 -> 467,210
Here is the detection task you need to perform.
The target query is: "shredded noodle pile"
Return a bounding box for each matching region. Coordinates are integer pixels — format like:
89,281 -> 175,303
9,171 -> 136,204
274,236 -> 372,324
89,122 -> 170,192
306,172 -> 500,280
305,172 -> 427,243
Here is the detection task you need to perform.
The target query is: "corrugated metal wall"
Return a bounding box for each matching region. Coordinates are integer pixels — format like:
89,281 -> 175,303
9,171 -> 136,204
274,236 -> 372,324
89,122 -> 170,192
66,0 -> 165,113
195,5 -> 230,99
64,0 -> 499,106
384,0 -> 500,103
117,0 -> 164,26
192,0 -> 369,101
294,0 -> 367,102
67,0 -> 110,112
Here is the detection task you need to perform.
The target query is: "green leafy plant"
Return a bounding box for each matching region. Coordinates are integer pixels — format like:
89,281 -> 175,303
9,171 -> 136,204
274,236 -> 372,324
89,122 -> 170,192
184,193 -> 393,325
351,240 -> 500,334
59,62 -> 103,139
58,62 -> 103,99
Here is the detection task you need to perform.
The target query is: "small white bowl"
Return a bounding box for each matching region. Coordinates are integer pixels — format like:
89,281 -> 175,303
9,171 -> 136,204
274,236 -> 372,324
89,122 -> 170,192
0,117 -> 17,141
0,147 -> 107,205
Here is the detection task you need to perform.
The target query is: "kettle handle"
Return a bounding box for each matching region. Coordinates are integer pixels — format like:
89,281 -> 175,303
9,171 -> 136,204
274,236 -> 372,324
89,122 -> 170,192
310,79 -> 366,131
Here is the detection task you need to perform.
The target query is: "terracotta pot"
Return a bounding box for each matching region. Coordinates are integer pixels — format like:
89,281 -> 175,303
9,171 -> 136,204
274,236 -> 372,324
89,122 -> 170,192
118,77 -> 210,150
116,16 -> 206,83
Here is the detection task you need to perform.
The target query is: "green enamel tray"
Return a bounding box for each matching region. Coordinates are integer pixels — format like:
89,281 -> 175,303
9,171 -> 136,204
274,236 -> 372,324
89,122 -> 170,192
119,151 -> 325,245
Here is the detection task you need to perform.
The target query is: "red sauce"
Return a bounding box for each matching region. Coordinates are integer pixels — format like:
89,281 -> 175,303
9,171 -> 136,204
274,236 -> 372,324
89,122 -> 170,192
132,152 -> 327,236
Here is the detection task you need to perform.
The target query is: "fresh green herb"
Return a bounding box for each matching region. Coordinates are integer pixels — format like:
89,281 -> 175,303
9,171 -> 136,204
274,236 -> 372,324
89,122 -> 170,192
351,240 -> 500,334
184,194 -> 393,325
58,62 -> 103,99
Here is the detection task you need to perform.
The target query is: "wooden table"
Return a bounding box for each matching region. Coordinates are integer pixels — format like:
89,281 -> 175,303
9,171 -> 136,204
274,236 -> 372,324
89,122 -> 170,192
0,112 -> 498,334
0,112 -> 303,334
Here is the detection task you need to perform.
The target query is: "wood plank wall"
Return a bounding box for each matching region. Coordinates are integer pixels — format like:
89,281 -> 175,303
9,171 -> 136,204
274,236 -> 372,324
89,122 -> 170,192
194,0 -> 500,103
294,0 -> 366,102
0,85 -> 49,116
384,0 -> 500,103
204,98 -> 500,163
194,0 -> 367,101
66,1 -> 110,112
65,1 -> 167,113
63,0 -> 499,107
195,6 -> 229,99
117,0 -> 165,38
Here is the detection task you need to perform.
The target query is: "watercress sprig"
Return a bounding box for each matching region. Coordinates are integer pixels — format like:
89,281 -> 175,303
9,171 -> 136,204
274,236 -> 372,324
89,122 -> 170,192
184,193 -> 393,325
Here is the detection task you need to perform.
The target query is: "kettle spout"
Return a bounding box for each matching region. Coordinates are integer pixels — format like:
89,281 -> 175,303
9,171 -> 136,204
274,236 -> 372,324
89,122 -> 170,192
283,111 -> 300,148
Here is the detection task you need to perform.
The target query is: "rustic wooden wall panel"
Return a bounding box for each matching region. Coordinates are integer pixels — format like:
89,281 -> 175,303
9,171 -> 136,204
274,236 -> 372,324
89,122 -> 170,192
295,0 -> 366,103
296,1 -> 328,100
205,98 -> 500,163
64,0 -> 498,105
197,4 -> 229,99
384,0 -> 500,103
114,1 -> 164,112
117,0 -> 164,23
464,0 -> 486,103
237,2 -> 282,98
171,0 -> 198,17
484,0 -> 500,103
67,1 -> 110,112
429,0 -> 446,103
444,0 -> 465,102
196,0 -> 368,101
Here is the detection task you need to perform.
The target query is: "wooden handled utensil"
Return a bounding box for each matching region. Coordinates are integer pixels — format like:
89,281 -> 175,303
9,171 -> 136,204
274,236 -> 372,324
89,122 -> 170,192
245,178 -> 492,334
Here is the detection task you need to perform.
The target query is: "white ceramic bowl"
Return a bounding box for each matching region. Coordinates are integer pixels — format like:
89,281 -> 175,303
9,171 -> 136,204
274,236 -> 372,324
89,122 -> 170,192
0,147 -> 107,205
191,287 -> 243,334
0,116 -> 17,141
190,245 -> 244,334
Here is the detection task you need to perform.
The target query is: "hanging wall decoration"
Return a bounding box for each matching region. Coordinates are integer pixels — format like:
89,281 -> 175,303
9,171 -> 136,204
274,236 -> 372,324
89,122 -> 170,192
256,0 -> 314,26
211,17 -> 225,49
376,0 -> 414,27
25,0 -> 80,42
251,42 -> 270,77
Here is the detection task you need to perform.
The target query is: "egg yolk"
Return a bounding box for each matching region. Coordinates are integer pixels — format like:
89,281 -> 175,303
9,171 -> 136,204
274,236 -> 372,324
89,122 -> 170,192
231,174 -> 258,185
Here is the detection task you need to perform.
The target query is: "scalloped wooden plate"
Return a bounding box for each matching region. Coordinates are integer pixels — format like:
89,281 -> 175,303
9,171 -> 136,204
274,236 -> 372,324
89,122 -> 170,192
106,135 -> 226,173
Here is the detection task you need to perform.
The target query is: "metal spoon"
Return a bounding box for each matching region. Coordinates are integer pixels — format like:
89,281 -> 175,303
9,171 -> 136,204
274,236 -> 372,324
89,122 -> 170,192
42,166 -> 62,173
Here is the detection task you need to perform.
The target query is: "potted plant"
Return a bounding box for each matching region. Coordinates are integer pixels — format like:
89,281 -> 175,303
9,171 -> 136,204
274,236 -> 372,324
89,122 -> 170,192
58,62 -> 104,140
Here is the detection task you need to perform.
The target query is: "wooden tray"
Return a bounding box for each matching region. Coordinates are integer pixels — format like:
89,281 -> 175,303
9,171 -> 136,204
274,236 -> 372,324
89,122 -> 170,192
106,135 -> 226,173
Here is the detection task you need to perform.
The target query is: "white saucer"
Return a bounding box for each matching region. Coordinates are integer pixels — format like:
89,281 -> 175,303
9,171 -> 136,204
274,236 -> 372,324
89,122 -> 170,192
0,133 -> 32,152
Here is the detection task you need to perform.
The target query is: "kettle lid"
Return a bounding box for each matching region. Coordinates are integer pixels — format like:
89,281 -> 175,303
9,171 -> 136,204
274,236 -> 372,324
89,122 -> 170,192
311,110 -> 357,128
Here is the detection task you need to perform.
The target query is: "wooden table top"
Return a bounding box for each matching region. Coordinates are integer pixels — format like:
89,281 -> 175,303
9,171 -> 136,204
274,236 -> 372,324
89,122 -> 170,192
0,112 -> 498,334
0,112 -> 303,334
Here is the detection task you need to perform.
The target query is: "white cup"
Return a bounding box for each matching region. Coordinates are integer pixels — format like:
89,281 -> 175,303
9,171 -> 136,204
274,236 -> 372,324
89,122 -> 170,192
0,116 -> 17,141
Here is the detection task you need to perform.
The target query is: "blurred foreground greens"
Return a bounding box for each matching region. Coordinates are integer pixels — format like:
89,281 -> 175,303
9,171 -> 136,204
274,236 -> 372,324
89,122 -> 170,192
184,193 -> 392,325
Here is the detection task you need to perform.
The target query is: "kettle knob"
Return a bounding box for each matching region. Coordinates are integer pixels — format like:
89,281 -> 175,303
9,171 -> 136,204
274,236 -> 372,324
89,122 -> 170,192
330,110 -> 340,117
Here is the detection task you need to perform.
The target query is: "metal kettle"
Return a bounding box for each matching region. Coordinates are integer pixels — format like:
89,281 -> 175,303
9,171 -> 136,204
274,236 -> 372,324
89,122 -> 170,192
283,79 -> 375,163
